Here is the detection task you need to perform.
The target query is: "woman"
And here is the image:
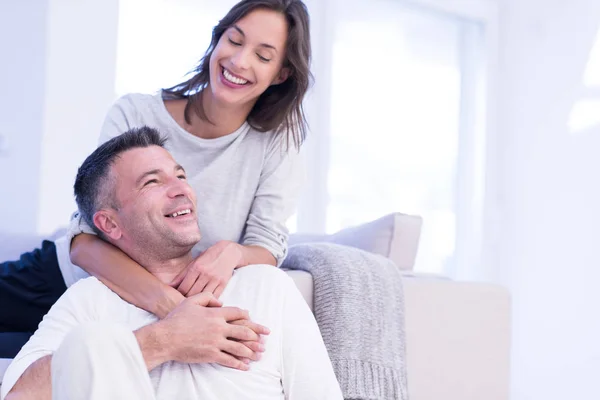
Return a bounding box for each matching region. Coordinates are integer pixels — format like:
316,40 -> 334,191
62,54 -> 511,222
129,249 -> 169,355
0,0 -> 312,356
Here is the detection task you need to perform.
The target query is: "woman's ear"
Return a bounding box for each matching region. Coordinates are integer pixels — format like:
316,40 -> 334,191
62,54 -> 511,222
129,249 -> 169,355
271,67 -> 290,85
93,210 -> 122,240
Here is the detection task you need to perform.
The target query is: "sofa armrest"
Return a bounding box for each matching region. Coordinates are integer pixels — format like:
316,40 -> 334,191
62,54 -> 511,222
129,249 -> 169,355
285,270 -> 511,400
284,270 -> 313,310
403,274 -> 511,400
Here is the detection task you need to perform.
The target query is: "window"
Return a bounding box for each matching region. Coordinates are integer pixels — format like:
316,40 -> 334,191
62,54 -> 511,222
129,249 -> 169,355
317,0 -> 486,274
115,0 -> 239,96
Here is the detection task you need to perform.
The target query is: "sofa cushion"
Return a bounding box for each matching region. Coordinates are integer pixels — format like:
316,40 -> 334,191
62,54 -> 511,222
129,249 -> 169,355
289,213 -> 422,270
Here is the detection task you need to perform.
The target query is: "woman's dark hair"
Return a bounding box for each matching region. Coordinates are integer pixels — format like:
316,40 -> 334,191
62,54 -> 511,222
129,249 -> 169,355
163,0 -> 312,150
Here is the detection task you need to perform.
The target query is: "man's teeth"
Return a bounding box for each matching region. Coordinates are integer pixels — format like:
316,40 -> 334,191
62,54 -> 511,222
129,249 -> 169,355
170,209 -> 191,218
223,68 -> 248,85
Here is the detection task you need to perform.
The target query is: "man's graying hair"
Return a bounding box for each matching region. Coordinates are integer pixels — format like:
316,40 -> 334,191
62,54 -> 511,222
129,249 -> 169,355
74,127 -> 167,235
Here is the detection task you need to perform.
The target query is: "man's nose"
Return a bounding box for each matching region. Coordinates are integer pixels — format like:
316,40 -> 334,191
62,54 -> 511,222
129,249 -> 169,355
166,178 -> 192,198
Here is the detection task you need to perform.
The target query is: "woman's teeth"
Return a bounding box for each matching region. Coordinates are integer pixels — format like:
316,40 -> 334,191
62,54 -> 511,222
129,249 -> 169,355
223,68 -> 248,85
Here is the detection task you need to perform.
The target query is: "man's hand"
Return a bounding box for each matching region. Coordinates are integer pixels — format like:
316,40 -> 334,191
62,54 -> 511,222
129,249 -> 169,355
172,241 -> 244,298
137,292 -> 269,371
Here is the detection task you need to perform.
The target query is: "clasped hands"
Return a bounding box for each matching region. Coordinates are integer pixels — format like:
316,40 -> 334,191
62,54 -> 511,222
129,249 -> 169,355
157,241 -> 267,371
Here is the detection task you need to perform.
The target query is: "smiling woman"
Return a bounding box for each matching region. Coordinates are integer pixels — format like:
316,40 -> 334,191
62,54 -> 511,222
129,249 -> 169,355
164,0 -> 311,149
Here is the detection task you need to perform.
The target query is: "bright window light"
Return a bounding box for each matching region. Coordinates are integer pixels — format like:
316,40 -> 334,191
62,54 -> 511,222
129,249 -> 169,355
569,27 -> 600,135
326,0 -> 475,274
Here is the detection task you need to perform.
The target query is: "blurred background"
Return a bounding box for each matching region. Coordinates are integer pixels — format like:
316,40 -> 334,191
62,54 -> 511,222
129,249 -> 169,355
1,0 -> 600,398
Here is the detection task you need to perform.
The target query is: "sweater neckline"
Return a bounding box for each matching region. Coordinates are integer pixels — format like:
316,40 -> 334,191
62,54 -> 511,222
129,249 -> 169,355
155,90 -> 249,146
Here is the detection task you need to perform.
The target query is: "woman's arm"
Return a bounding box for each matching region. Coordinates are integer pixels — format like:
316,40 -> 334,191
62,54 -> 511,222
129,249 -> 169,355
242,136 -> 305,267
238,244 -> 276,267
70,234 -> 184,318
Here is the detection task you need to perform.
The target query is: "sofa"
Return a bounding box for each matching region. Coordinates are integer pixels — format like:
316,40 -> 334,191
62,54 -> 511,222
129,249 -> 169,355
0,213 -> 511,400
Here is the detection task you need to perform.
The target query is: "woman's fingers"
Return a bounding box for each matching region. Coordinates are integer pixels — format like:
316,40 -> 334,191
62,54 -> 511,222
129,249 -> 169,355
201,280 -> 220,297
176,269 -> 200,296
213,284 -> 225,299
169,267 -> 187,288
185,292 -> 222,308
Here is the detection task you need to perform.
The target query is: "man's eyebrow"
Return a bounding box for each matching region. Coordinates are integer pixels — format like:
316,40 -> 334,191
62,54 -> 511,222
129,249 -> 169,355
135,165 -> 185,186
135,169 -> 161,187
232,25 -> 278,52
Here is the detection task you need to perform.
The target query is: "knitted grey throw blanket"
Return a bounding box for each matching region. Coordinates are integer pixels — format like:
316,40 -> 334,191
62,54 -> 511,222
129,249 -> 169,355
281,243 -> 408,400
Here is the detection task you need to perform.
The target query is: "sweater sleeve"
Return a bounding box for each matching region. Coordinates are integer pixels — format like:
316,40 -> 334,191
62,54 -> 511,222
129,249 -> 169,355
241,139 -> 305,267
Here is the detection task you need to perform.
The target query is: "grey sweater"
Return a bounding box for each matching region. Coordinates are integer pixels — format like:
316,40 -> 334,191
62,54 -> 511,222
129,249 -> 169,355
282,243 -> 409,400
57,91 -> 304,287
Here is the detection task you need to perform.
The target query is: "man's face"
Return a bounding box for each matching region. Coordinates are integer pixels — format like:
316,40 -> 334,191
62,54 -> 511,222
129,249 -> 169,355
105,146 -> 201,256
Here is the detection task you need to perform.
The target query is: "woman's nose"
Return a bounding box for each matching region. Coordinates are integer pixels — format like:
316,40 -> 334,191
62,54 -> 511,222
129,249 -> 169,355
231,48 -> 251,70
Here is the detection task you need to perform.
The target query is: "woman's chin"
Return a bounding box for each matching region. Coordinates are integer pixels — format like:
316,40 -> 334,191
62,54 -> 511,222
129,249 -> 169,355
210,89 -> 256,110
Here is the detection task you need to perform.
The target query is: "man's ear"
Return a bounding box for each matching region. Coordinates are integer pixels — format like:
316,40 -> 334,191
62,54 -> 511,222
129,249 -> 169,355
93,210 -> 122,240
271,67 -> 290,85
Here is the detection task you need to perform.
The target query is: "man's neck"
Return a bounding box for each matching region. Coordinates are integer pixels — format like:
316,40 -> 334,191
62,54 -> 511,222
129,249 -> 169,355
126,246 -> 194,286
144,253 -> 193,286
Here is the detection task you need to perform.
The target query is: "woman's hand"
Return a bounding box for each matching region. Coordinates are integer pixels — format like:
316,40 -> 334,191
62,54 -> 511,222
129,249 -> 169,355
172,241 -> 245,299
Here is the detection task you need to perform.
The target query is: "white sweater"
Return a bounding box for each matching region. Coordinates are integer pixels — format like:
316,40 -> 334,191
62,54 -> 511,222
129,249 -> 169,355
1,266 -> 343,400
56,92 -> 305,286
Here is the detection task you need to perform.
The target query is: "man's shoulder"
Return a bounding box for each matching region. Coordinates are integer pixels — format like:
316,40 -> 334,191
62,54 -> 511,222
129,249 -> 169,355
68,276 -> 106,292
233,265 -> 293,287
59,277 -> 111,303
61,277 -> 153,323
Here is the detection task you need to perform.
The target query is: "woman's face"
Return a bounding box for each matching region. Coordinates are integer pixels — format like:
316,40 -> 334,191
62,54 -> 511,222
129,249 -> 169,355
208,8 -> 289,109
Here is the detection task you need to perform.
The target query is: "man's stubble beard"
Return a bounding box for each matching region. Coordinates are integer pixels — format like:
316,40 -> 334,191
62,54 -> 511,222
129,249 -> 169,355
125,218 -> 201,264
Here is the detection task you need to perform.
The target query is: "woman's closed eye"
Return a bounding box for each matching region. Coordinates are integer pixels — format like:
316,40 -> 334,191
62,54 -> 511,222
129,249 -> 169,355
228,38 -> 242,46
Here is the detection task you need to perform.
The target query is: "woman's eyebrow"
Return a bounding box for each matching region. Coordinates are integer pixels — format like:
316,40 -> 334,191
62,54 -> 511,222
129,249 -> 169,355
232,25 -> 278,52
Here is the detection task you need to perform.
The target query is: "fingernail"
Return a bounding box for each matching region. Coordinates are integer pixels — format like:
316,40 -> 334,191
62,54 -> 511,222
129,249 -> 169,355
258,343 -> 265,352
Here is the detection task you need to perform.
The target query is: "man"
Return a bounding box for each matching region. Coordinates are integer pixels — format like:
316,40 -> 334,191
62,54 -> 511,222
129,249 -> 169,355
1,127 -> 342,400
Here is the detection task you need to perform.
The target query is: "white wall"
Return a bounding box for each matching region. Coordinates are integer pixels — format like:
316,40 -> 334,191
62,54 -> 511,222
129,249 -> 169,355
496,0 -> 600,398
37,0 -> 119,234
0,1 -> 49,234
0,1 -> 119,236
